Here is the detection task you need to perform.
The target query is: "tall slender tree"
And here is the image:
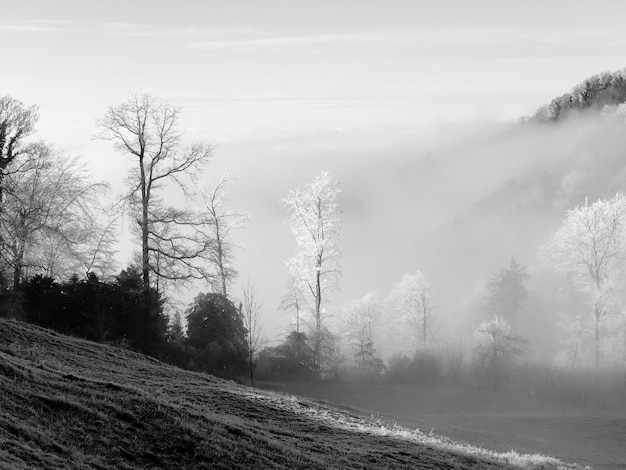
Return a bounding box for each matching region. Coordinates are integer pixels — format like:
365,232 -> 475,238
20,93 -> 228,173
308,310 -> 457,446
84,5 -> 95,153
201,173 -> 248,297
96,92 -> 214,291
282,171 -> 342,369
241,278 -> 264,387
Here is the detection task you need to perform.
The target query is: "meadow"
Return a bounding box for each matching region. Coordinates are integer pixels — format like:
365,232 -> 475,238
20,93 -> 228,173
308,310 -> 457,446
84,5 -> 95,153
0,317 -> 588,470
272,380 -> 625,470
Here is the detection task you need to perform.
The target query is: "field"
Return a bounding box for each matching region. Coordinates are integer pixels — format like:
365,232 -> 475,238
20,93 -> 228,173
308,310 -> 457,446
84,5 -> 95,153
271,380 -> 626,470
0,317 -> 589,470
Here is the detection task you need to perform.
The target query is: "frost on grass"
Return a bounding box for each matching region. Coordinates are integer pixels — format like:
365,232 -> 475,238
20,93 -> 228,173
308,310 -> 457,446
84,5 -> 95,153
238,387 -> 589,470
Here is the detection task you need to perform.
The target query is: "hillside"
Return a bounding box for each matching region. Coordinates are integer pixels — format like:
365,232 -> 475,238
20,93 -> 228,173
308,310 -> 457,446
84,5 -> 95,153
0,318 -> 584,470
531,69 -> 626,123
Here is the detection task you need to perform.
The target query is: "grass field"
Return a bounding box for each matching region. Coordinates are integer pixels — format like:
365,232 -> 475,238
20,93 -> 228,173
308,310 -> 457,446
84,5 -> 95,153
0,318 -> 588,469
269,380 -> 625,470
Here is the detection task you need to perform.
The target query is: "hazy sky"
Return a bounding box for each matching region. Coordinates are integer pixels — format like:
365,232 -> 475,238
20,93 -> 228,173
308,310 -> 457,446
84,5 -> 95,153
3,1 -> 626,339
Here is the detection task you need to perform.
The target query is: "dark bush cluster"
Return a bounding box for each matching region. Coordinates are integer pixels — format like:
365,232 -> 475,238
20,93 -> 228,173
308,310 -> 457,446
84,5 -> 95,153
384,350 -> 442,384
0,273 -> 251,380
2,268 -> 168,357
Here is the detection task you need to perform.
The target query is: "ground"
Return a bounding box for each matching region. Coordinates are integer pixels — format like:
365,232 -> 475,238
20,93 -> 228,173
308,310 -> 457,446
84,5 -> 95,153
270,380 -> 626,470
0,318 -> 586,469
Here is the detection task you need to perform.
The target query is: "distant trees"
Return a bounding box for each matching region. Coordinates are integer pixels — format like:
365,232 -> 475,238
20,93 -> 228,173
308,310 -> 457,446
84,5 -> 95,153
201,173 -> 248,297
484,257 -> 529,330
0,96 -> 39,204
542,194 -> 626,366
186,292 -> 248,377
96,92 -> 214,291
388,271 -> 437,351
282,171 -> 342,370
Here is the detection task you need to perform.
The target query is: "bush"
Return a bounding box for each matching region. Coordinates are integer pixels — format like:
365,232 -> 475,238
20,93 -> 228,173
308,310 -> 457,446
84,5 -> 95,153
185,293 -> 248,378
255,331 -> 315,380
410,349 -> 442,384
20,269 -> 167,358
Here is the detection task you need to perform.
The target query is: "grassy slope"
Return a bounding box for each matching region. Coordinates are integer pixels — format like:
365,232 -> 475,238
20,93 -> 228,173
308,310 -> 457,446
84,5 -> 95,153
0,319 -> 584,470
273,381 -> 622,470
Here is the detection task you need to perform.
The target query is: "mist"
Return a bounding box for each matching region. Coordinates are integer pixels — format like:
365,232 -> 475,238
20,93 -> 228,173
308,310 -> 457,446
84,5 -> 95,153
214,109 -> 626,350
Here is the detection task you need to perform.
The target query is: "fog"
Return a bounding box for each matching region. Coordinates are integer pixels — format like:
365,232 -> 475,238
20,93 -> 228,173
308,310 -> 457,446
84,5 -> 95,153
208,109 -> 626,352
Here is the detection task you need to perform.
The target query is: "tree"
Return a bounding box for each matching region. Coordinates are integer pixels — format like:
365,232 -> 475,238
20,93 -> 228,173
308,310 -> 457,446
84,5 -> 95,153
342,292 -> 380,372
388,271 -> 438,351
542,194 -> 626,366
279,274 -> 309,334
0,143 -> 115,289
0,96 -> 39,204
201,173 -> 248,296
473,315 -> 528,390
282,171 -> 342,369
186,292 -> 248,377
484,257 -> 529,330
241,278 -> 264,387
96,92 -> 214,290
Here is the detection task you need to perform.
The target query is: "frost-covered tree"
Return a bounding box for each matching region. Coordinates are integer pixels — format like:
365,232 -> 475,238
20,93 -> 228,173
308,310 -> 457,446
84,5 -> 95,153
201,173 -> 248,297
474,315 -> 528,390
388,271 -> 437,351
342,292 -> 379,369
279,273 -> 309,334
542,194 -> 626,366
282,171 -> 342,368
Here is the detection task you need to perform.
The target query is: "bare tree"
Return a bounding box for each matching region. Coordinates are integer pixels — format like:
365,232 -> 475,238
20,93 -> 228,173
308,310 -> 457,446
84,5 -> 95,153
279,274 -> 309,334
201,173 -> 248,296
0,96 -> 39,204
96,92 -> 213,290
241,278 -> 264,387
282,171 -> 342,369
0,143 -> 115,287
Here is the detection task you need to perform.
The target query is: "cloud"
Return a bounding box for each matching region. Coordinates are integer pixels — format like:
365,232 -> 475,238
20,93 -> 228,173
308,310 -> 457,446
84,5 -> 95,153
0,19 -> 71,33
100,22 -> 257,38
189,29 -> 626,58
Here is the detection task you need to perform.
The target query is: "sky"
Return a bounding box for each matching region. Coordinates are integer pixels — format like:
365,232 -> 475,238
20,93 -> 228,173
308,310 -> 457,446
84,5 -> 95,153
2,0 -> 626,340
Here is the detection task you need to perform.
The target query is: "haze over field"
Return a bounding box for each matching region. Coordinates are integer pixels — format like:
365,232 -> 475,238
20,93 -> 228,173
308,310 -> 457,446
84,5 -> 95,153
4,1 -> 626,340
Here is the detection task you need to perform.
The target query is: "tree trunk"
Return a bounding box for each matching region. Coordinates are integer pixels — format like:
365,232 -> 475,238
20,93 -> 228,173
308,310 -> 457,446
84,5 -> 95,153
139,156 -> 150,290
594,303 -> 601,367
12,251 -> 22,290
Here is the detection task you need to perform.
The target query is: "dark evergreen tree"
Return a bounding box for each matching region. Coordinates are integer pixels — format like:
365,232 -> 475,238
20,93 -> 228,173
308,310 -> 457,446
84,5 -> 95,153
185,293 -> 248,378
